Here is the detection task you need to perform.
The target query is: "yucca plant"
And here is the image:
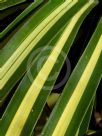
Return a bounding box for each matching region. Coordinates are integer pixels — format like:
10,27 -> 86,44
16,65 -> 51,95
0,0 -> 102,136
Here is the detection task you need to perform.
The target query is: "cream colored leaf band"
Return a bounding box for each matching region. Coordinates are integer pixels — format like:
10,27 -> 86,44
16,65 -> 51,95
51,35 -> 102,136
5,1 -> 94,135
0,0 -> 78,90
0,0 -> 73,78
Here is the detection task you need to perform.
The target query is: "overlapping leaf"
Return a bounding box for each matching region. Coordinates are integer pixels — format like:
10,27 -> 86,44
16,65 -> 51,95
42,17 -> 102,136
0,0 -> 78,103
0,0 -> 98,135
0,0 -> 44,39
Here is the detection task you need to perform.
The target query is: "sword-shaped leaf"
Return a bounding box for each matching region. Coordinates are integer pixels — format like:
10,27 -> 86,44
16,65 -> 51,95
0,0 -> 44,39
0,0 -> 78,103
0,0 -> 97,135
42,16 -> 102,136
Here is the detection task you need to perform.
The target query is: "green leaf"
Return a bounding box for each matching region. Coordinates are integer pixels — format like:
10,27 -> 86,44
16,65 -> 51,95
42,16 -> 102,136
77,96 -> 95,136
0,0 -> 77,103
0,1 -> 97,135
0,0 -> 26,10
0,0 -> 44,39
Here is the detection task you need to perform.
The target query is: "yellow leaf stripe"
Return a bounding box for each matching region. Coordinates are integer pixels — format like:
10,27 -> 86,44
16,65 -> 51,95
5,1 -> 95,135
0,0 -> 73,76
0,0 -> 77,89
51,35 -> 102,136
